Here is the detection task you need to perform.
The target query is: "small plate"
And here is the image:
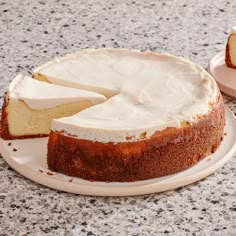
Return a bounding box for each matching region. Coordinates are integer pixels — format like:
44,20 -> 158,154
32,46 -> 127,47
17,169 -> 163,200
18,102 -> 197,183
0,107 -> 236,196
208,51 -> 236,98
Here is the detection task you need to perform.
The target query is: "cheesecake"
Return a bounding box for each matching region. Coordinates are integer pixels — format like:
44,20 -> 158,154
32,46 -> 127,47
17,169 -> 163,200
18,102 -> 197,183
33,49 -> 225,182
1,49 -> 225,182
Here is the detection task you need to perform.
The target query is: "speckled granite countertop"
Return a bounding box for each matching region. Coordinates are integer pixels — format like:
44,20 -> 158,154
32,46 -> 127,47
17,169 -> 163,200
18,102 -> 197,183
0,0 -> 236,235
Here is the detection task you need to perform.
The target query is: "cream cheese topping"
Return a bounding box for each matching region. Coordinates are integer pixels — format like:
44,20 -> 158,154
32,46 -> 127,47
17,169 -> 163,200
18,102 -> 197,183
33,49 -> 218,143
8,74 -> 106,110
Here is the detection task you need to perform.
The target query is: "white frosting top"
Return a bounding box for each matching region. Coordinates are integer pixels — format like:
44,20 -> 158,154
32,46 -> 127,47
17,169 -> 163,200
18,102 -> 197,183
33,49 -> 218,143
8,74 -> 106,109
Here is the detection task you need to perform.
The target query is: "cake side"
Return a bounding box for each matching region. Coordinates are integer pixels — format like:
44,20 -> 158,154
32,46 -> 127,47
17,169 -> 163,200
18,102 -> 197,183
1,97 -> 45,140
47,93 -> 225,182
1,97 -> 48,139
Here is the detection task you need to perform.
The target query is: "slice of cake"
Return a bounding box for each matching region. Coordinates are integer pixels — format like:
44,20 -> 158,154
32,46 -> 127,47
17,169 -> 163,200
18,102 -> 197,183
1,74 -> 106,139
225,26 -> 236,68
32,49 -> 225,182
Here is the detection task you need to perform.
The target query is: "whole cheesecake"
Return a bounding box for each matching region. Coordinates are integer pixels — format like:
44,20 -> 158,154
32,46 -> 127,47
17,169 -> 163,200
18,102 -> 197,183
1,49 -> 225,182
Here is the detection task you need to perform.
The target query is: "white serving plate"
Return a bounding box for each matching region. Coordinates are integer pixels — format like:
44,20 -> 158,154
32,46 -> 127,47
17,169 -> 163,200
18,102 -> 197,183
0,107 -> 236,197
208,51 -> 236,98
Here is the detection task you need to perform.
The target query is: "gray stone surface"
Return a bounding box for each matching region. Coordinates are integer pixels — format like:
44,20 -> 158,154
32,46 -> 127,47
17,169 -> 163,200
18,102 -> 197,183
0,0 -> 236,235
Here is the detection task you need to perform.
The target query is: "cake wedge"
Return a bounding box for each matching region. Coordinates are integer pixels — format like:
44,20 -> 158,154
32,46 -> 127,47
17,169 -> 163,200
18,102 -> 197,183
1,74 -> 106,139
225,26 -> 236,68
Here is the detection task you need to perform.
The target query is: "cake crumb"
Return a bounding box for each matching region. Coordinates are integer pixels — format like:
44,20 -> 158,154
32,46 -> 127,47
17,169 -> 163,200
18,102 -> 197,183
46,172 -> 54,176
12,148 -> 17,152
224,132 -> 227,136
8,142 -> 12,146
126,136 -> 134,141
69,178 -> 73,182
211,146 -> 216,153
207,157 -> 212,161
39,170 -> 44,173
139,131 -> 147,139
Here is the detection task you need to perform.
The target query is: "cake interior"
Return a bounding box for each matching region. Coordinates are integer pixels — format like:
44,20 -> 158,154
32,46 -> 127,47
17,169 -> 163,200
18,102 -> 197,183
6,99 -> 96,137
228,34 -> 236,66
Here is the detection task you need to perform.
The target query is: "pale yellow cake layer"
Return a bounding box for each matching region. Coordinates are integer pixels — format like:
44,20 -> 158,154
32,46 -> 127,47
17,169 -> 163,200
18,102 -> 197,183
7,99 -> 95,136
229,34 -> 236,66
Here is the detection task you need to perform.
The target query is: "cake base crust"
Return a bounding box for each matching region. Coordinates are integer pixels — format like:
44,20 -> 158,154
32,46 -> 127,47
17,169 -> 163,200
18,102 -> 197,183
47,94 -> 225,182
